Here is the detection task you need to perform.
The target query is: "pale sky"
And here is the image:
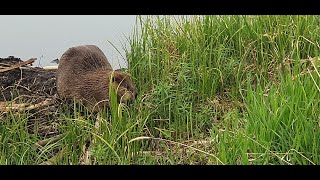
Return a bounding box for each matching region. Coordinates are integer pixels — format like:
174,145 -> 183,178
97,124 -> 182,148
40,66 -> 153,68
0,15 -> 138,68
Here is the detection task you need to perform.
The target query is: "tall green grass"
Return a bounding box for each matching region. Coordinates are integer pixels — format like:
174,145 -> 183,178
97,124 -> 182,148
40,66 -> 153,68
0,15 -> 319,164
126,15 -> 320,164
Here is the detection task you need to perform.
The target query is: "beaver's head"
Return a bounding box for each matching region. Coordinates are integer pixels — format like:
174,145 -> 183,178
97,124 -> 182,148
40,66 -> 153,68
110,70 -> 138,104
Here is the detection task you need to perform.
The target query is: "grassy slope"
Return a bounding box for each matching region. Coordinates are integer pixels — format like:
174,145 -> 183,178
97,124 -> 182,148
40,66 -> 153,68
1,15 -> 319,165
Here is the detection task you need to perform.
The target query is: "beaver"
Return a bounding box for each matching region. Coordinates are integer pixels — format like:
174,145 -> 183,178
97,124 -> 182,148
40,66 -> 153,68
56,45 -> 137,112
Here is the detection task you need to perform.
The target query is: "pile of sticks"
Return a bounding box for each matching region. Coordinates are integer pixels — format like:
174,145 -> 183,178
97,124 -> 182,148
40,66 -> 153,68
0,56 -> 101,164
0,56 -> 61,137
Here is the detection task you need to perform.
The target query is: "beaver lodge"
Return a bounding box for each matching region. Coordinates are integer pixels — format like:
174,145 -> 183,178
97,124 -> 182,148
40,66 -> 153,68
0,56 -> 90,164
0,56 -> 63,138
0,56 -> 132,164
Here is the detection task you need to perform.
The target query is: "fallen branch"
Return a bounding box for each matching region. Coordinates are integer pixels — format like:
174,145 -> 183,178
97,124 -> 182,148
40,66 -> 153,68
42,66 -> 58,70
0,63 -> 12,67
0,58 -> 36,73
25,98 -> 55,111
0,98 -> 55,112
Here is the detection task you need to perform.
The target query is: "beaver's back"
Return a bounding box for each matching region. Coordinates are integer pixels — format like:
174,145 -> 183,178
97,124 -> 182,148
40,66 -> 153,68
57,45 -> 113,100
58,45 -> 112,74
56,45 -> 137,112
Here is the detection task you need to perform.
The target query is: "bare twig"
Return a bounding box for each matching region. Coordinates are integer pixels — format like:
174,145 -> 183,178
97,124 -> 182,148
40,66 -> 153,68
42,66 -> 58,70
0,63 -> 12,67
0,58 -> 36,73
0,98 -> 55,112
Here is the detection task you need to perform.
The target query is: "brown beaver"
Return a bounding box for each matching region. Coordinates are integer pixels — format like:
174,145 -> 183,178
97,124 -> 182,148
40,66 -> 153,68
56,45 -> 137,112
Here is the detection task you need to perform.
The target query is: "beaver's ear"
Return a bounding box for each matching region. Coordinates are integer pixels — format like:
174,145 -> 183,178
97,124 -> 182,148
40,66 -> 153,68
112,71 -> 125,84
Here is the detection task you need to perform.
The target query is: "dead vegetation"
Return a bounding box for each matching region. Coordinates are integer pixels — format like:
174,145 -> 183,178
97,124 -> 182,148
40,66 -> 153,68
0,56 -> 62,138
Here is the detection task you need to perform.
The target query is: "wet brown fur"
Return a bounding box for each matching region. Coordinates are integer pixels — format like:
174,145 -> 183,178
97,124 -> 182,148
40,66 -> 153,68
57,45 -> 137,112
